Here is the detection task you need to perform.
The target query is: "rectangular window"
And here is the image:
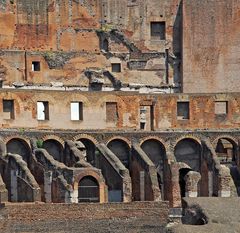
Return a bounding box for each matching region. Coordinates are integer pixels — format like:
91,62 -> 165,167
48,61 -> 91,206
106,102 -> 118,122
215,101 -> 228,115
151,22 -> 166,40
111,63 -> 121,73
37,101 -> 49,120
140,105 -> 154,130
177,102 -> 189,120
71,102 -> 83,121
32,61 -> 40,71
3,100 -> 14,119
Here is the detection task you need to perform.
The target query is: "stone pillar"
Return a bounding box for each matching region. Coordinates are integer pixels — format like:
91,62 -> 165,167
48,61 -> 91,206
171,164 -> 182,208
184,171 -> 201,197
218,165 -> 231,197
44,171 -> 53,203
0,175 -> 8,203
10,169 -> 18,202
140,171 -> 145,201
122,170 -> 132,202
69,189 -> 78,203
208,171 -> 213,196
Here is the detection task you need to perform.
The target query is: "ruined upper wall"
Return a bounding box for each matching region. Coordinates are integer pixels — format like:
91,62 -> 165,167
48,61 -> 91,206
182,0 -> 240,93
0,0 -> 180,52
0,0 -> 181,89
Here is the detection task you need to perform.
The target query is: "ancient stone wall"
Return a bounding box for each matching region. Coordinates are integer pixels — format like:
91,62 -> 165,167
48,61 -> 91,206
0,0 -> 180,89
183,0 -> 240,93
0,89 -> 239,130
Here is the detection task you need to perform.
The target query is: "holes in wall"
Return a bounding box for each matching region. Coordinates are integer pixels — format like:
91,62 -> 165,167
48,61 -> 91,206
215,101 -> 228,115
150,22 -> 166,40
102,39 -> 109,52
177,102 -> 189,120
71,102 -> 83,121
32,61 -> 40,71
3,99 -> 14,119
37,101 -> 49,120
111,63 -> 121,73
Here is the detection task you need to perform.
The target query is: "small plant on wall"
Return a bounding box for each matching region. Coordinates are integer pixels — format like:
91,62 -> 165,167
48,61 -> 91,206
36,139 -> 43,148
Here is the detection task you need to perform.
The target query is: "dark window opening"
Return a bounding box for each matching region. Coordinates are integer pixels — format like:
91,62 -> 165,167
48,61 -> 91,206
111,63 -> 121,73
151,22 -> 166,40
32,61 -> 40,71
71,102 -> 83,121
140,122 -> 145,130
37,101 -> 49,120
177,102 -> 189,120
102,39 -> 109,52
3,99 -> 14,119
78,176 -> 99,203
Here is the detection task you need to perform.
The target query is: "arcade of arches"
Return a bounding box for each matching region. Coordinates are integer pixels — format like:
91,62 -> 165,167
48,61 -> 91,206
0,133 -> 239,207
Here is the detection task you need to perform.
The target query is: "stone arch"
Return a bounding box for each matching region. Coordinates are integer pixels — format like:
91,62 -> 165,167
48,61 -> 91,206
42,139 -> 64,162
41,135 -> 65,146
106,137 -> 131,148
173,135 -> 202,149
107,138 -> 131,168
174,138 -> 202,172
6,138 -> 31,164
140,136 -> 168,150
212,135 -> 239,195
4,136 -> 31,147
73,170 -> 106,203
76,138 -> 97,166
212,135 -> 238,164
140,138 -> 166,168
140,138 -> 167,199
78,176 -> 99,202
73,134 -> 99,145
212,135 -> 238,146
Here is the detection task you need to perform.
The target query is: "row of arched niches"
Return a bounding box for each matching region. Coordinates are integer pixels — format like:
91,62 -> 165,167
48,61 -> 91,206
4,134 -> 240,204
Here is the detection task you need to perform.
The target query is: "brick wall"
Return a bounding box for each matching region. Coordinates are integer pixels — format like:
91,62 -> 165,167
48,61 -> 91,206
0,202 -> 169,233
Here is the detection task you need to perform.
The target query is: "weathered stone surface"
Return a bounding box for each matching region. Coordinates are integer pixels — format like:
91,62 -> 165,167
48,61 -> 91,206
0,202 -> 169,233
167,198 -> 240,233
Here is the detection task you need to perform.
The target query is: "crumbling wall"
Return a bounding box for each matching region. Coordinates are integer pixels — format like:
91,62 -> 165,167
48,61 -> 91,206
0,153 -> 41,202
0,0 -> 180,89
97,143 -> 132,202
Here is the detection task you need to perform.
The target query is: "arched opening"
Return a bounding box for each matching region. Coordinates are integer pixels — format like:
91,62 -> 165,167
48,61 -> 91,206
42,139 -> 63,162
214,138 -> 240,195
78,176 -> 99,203
77,138 -> 96,166
141,139 -> 166,198
107,139 -> 130,168
174,139 -> 201,172
214,138 -> 237,165
6,138 -> 31,164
